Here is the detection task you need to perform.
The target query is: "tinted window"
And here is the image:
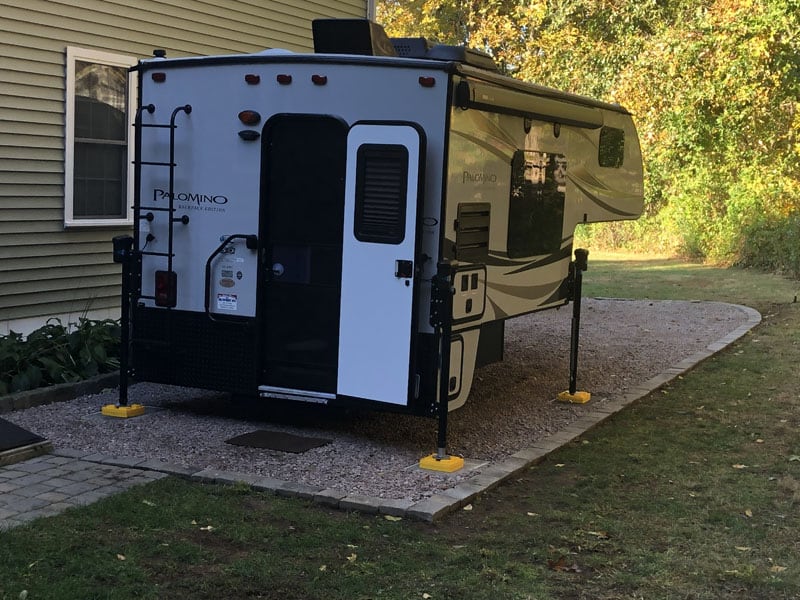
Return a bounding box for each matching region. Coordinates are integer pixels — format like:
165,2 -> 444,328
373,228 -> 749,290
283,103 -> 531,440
598,126 -> 625,168
507,150 -> 566,258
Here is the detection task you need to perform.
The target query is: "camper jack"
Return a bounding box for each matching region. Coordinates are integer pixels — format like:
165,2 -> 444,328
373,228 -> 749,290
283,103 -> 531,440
109,19 -> 644,460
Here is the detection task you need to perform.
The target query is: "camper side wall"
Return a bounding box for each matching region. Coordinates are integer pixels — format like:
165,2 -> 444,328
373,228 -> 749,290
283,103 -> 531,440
440,95 -> 643,409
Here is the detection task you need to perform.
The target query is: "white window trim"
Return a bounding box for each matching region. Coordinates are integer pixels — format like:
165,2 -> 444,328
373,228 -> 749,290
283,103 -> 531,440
64,46 -> 138,228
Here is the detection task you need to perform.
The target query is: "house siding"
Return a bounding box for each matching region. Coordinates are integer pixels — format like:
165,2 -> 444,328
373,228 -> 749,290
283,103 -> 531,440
0,0 -> 368,335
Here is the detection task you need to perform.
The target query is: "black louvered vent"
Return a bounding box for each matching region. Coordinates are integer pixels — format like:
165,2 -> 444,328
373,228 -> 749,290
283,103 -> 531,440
455,202 -> 490,262
354,144 -> 409,244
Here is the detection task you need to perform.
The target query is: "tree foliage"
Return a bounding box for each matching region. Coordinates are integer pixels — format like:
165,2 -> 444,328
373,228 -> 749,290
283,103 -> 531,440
376,0 -> 800,271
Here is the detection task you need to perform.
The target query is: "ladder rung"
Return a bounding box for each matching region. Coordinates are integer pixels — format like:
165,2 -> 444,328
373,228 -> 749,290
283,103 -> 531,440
140,123 -> 174,129
139,206 -> 175,213
137,161 -> 176,167
139,251 -> 174,257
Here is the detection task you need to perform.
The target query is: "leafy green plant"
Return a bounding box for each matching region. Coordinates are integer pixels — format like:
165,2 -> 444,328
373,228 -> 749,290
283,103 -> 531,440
0,318 -> 120,396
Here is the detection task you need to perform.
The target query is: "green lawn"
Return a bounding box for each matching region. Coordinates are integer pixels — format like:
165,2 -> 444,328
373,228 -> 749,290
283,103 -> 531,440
2,254 -> 799,599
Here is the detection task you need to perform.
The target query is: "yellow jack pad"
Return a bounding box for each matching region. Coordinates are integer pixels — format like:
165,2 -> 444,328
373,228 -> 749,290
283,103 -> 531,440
557,390 -> 592,404
101,403 -> 146,418
419,453 -> 465,473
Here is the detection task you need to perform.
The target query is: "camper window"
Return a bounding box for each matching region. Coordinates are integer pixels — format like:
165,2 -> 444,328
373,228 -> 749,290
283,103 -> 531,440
354,144 -> 409,244
507,150 -> 566,258
598,126 -> 625,168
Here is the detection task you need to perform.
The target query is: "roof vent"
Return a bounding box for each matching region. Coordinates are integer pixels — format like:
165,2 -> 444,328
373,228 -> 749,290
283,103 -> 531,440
312,19 -> 397,57
391,37 -> 432,58
390,37 -> 499,72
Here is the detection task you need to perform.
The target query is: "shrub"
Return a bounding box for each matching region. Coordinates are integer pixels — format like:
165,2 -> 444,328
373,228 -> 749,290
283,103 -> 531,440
0,318 -> 120,396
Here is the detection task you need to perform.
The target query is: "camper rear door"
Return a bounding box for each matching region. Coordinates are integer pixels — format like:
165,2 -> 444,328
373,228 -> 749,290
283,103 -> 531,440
337,122 -> 425,406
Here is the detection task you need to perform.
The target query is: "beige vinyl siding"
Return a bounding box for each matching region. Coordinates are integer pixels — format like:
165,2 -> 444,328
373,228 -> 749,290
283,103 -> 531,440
0,0 -> 367,333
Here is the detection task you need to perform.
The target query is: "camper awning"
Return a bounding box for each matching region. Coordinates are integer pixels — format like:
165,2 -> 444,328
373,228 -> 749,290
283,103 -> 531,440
455,78 -> 604,129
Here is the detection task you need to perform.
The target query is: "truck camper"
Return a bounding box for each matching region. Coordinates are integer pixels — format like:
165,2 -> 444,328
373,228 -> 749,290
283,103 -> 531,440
112,19 -> 644,433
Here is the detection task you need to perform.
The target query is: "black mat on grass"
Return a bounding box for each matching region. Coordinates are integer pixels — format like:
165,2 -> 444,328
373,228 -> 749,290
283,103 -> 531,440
225,430 -> 331,453
0,417 -> 46,452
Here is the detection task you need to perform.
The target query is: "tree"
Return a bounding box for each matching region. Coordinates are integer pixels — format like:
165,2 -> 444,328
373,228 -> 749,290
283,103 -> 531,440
375,0 -> 800,270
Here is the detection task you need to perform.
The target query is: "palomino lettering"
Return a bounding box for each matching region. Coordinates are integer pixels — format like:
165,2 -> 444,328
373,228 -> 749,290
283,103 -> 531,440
462,171 -> 498,184
153,189 -> 229,205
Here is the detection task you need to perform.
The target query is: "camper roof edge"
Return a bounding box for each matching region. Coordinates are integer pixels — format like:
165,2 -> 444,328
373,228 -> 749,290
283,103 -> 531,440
132,52 -> 631,117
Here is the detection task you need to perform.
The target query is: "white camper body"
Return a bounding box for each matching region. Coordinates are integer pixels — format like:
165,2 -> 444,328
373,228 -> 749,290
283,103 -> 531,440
126,21 -> 643,416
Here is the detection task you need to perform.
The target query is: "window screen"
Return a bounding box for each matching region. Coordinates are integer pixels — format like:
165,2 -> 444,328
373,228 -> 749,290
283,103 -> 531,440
598,126 -> 625,168
73,61 -> 129,219
354,144 -> 408,244
65,47 -> 135,226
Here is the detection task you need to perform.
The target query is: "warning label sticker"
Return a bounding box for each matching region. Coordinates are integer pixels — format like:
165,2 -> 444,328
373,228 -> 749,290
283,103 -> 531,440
217,293 -> 238,311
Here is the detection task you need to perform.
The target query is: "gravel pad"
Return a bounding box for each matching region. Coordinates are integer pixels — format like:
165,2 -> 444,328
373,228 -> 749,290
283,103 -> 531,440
6,299 -> 753,502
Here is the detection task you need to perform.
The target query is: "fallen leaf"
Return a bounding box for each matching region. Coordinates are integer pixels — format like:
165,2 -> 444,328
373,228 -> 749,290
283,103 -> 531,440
116,554 -> 126,561
585,531 -> 610,540
744,509 -> 753,518
735,546 -> 751,552
191,520 -> 198,525
755,439 -> 764,444
346,553 -> 357,563
526,512 -> 539,517
462,504 -> 473,511
200,525 -> 214,532
346,544 -> 358,549
142,500 -> 156,507
788,456 -> 800,462
555,464 -> 566,468
19,591 -> 28,600
384,515 -> 402,522
423,594 -> 432,599
319,565 -> 327,572
732,464 -> 748,469
770,565 -> 787,573
547,556 -> 582,573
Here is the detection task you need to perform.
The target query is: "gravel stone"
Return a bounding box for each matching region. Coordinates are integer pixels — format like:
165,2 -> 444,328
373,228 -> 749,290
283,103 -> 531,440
4,299 -> 754,502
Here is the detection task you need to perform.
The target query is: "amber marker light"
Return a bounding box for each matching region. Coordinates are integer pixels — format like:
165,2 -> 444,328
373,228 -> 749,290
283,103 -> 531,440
151,72 -> 167,82
311,74 -> 328,85
419,76 -> 436,88
238,110 -> 261,126
244,74 -> 261,84
276,74 -> 292,85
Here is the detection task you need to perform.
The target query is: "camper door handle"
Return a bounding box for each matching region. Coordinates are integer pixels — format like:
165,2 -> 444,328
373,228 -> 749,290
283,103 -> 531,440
395,260 -> 413,279
271,263 -> 285,277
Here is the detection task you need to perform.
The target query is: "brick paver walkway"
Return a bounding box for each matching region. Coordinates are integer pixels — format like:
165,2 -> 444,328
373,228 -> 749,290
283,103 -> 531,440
0,454 -> 166,530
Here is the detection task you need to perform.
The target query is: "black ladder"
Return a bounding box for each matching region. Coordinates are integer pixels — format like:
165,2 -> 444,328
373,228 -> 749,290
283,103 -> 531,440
133,103 -> 193,295
114,103 -> 192,407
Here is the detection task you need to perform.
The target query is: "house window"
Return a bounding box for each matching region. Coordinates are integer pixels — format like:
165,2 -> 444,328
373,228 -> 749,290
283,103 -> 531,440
65,47 -> 136,226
